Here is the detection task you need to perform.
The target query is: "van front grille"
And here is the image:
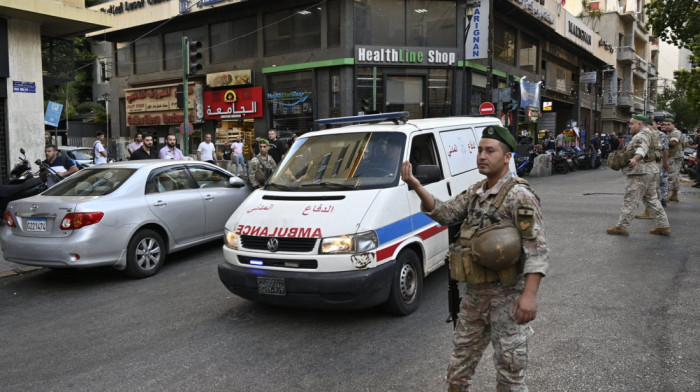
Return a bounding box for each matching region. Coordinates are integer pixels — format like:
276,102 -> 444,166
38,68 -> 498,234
240,236 -> 318,252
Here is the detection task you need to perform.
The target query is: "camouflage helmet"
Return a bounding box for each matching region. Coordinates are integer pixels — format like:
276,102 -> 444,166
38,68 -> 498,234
471,221 -> 522,270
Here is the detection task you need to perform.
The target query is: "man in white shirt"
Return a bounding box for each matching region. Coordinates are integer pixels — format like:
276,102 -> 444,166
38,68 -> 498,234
197,133 -> 217,164
93,131 -> 108,165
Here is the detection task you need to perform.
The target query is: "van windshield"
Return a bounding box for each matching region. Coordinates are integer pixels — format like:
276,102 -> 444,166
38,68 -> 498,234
267,131 -> 406,191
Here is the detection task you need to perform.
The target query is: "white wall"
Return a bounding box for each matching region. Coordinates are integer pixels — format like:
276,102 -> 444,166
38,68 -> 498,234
5,19 -> 45,171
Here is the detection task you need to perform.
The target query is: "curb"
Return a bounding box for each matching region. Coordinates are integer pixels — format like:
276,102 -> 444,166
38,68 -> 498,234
0,266 -> 43,278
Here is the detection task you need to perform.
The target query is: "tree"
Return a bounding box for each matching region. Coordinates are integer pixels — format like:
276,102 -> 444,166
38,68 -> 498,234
646,0 -> 699,49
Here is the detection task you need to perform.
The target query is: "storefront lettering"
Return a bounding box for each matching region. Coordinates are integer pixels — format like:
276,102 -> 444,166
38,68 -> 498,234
356,47 -> 456,66
513,0 -> 555,25
127,114 -> 161,126
101,0 -> 170,14
568,21 -> 592,45
126,87 -> 173,103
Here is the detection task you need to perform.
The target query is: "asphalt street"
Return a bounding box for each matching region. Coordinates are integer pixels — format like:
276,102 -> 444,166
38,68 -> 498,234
1,166 -> 699,391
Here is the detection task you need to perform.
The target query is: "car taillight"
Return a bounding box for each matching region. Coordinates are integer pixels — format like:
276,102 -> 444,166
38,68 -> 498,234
4,211 -> 16,227
60,212 -> 104,230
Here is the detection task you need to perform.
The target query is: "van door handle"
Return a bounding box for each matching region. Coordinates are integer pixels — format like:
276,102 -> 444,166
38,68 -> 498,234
153,201 -> 167,207
447,182 -> 452,196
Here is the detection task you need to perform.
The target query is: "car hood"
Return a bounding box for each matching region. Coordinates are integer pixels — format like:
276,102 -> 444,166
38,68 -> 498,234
226,189 -> 382,239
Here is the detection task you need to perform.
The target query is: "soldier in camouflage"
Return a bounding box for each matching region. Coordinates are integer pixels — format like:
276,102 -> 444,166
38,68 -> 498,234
607,114 -> 670,236
247,138 -> 277,189
401,126 -> 549,392
635,119 -> 669,218
664,118 -> 684,202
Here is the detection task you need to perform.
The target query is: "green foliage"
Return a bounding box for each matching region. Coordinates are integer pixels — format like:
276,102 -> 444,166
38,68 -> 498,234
657,79 -> 700,131
646,0 -> 700,49
75,102 -> 107,124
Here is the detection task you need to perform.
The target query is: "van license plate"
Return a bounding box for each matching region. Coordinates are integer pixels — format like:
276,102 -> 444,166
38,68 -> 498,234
26,218 -> 47,232
257,277 -> 286,296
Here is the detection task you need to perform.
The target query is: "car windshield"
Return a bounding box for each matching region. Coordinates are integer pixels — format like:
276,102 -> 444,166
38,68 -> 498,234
267,131 -> 406,191
43,168 -> 136,196
68,149 -> 94,160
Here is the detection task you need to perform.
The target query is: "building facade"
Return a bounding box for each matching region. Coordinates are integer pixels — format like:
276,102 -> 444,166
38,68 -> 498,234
0,1 -> 110,181
90,0 -> 614,159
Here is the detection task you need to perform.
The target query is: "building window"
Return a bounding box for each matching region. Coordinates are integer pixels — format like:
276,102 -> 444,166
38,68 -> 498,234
589,1 -> 599,10
354,0 -> 455,47
268,72 -> 314,134
327,0 -> 341,48
427,68 -> 452,117
494,22 -> 516,66
329,68 -> 341,117
264,6 -> 321,56
518,34 -> 538,73
134,36 -> 161,74
116,42 -> 132,76
210,16 -> 257,63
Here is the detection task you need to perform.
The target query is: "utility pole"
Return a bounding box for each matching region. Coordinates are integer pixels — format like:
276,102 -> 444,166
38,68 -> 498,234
182,36 -> 190,157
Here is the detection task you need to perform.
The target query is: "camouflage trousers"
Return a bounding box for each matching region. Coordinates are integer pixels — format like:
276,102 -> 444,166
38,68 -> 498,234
668,158 -> 682,192
446,283 -> 533,392
617,173 -> 669,229
656,169 -> 668,201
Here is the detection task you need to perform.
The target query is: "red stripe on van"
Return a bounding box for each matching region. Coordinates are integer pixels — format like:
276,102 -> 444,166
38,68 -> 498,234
376,224 -> 448,263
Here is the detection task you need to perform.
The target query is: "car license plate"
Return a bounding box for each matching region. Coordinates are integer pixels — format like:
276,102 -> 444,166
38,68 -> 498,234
26,218 -> 47,232
257,277 -> 286,296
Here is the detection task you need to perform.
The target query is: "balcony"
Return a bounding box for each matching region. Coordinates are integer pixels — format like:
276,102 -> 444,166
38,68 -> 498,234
618,47 -> 635,64
633,57 -> 647,78
618,94 -> 633,107
648,63 -> 657,77
633,96 -> 645,111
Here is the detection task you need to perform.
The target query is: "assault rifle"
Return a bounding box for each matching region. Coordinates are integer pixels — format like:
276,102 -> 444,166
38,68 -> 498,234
446,223 -> 462,329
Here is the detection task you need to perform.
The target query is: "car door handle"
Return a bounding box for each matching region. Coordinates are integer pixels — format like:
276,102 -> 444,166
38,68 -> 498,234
153,201 -> 167,207
204,195 -> 214,201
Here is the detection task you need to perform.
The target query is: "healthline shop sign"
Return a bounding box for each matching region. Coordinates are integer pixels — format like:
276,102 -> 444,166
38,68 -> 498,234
355,46 -> 457,66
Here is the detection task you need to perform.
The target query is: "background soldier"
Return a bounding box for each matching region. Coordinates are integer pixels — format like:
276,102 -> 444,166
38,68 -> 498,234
636,118 -> 669,218
664,118 -> 683,202
248,138 -> 277,189
401,126 -> 549,391
607,114 -> 670,236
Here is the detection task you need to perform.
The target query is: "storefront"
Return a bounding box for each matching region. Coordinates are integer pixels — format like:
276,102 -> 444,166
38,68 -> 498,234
203,70 -> 262,160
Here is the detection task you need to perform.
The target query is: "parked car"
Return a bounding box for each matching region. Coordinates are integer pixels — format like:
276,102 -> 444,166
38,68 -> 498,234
58,146 -> 95,168
1,161 -> 253,278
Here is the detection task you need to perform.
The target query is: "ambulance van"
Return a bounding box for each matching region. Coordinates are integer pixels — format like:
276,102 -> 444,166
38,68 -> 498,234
218,113 -> 512,315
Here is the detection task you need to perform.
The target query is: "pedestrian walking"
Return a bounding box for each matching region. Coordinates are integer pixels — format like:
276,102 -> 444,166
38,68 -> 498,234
664,118 -> 684,202
401,126 -> 550,391
607,114 -> 670,236
197,133 -> 218,164
130,135 -> 159,160
93,131 -> 108,165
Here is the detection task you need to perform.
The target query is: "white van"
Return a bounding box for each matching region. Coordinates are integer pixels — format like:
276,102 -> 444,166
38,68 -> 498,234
218,113 -> 513,315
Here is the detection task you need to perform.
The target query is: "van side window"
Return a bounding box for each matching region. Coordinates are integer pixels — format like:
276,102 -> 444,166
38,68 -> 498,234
440,127 -> 479,175
409,134 -> 442,185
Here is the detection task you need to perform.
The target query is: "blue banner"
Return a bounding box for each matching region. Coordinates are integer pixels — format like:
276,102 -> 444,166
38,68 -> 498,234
44,101 -> 64,127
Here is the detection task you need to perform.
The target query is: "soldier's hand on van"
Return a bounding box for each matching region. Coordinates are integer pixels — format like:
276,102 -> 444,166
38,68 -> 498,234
401,161 -> 419,188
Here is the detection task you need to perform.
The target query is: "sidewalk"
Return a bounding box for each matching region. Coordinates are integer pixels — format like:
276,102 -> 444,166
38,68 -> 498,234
0,248 -> 41,278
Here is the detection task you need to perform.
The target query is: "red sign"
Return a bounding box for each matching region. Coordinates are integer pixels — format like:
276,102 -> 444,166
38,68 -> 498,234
204,87 -> 263,119
479,102 -> 495,115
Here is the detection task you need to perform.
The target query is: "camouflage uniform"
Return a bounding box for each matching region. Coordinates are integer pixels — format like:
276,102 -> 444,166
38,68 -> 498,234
247,153 -> 277,188
425,171 -> 549,392
657,130 -> 669,202
616,127 -> 669,229
666,128 -> 684,193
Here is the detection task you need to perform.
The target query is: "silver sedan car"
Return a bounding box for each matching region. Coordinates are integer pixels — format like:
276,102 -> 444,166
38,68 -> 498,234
0,161 -> 253,278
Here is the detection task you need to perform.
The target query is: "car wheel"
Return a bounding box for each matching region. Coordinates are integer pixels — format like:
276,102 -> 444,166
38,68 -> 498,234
384,249 -> 423,316
126,229 -> 165,278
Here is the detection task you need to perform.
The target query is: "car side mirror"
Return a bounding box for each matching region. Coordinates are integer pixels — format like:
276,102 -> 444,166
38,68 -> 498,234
414,165 -> 441,185
229,176 -> 246,188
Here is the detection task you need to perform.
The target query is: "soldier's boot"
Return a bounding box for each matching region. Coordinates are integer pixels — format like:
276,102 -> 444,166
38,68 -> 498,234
606,226 -> 629,236
650,227 -> 671,236
661,199 -> 667,207
634,209 -> 653,219
448,384 -> 468,392
669,190 -> 679,202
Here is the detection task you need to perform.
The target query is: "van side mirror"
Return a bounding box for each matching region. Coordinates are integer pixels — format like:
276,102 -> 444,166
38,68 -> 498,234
414,165 -> 441,185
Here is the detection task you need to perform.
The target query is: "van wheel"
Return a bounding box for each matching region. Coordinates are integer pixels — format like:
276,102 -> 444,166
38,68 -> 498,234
125,229 -> 165,278
385,249 -> 422,316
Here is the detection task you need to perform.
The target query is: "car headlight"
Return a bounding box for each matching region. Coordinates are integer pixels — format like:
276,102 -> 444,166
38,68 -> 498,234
320,230 -> 378,254
224,229 -> 239,249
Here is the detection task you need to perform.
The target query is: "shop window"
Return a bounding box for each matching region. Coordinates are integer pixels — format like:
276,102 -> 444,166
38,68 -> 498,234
116,42 -> 132,76
494,23 -> 516,66
545,62 -> 574,94
354,0 -> 455,47
427,69 -> 452,117
518,34 -> 538,73
329,68 -> 341,118
210,16 -> 257,63
264,6 -> 321,56
134,35 -> 161,74
268,72 -> 314,135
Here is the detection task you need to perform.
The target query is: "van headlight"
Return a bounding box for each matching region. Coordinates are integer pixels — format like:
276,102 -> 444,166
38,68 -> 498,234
224,229 -> 239,249
320,231 -> 378,254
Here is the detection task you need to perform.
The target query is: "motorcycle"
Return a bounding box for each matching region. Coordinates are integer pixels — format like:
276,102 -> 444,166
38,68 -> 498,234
514,149 -> 538,177
0,149 -> 47,215
681,146 -> 695,175
551,151 -> 571,174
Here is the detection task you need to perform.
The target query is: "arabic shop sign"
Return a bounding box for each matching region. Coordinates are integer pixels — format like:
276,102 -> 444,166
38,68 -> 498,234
510,0 -> 555,25
206,70 -> 252,88
100,0 -> 171,14
127,111 -> 197,126
204,87 -> 263,119
356,46 -> 457,66
125,85 -> 194,113
268,90 -> 313,116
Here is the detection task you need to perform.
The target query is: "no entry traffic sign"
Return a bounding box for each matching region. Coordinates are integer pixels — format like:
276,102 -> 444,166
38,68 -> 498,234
479,102 -> 495,115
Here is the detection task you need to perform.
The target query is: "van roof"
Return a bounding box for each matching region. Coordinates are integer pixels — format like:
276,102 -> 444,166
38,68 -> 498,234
306,116 -> 503,138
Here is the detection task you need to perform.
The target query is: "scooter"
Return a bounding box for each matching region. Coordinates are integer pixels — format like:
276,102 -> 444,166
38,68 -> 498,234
0,149 -> 47,215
